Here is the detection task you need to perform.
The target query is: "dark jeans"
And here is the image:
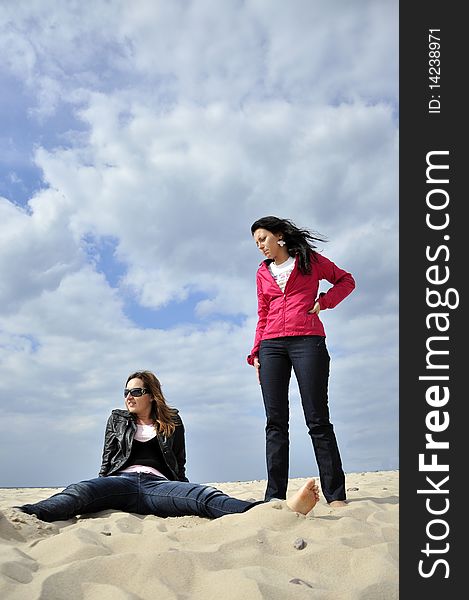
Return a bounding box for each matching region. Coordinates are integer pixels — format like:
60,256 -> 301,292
17,472 -> 262,522
259,335 -> 345,503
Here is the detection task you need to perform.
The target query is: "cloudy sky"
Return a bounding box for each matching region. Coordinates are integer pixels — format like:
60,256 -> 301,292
0,0 -> 398,488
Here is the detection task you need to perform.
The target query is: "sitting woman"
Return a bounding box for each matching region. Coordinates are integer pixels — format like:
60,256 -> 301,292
16,370 -> 319,522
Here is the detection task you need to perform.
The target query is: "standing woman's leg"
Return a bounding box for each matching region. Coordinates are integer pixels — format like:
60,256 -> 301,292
258,338 -> 292,501
290,336 -> 346,503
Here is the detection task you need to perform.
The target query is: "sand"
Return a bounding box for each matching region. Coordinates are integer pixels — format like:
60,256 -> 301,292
0,470 -> 398,600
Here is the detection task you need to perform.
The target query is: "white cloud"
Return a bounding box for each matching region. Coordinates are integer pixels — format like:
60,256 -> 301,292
0,194 -> 81,311
30,96 -> 397,317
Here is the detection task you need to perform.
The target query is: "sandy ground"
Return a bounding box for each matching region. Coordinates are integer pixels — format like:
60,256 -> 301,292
0,470 -> 398,600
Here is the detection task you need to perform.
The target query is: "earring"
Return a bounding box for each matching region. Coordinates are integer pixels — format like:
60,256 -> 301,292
277,239 -> 286,247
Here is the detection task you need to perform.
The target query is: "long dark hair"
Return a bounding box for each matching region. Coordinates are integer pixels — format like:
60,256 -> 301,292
126,370 -> 177,437
250,216 -> 327,274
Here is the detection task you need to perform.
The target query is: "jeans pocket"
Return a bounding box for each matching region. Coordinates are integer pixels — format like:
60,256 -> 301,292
316,337 -> 326,348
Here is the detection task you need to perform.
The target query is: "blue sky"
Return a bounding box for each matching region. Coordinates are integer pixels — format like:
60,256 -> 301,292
0,0 -> 398,487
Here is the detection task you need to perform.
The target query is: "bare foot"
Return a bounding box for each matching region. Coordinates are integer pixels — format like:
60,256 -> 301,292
286,478 -> 320,515
328,500 -> 347,508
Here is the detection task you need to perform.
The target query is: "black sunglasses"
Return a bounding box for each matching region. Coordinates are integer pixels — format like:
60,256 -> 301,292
124,388 -> 148,398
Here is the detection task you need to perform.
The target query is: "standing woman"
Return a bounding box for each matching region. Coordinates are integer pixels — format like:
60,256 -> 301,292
248,216 -> 355,506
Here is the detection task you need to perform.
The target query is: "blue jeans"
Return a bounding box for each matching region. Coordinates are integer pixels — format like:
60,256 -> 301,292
259,335 -> 345,503
17,472 -> 262,522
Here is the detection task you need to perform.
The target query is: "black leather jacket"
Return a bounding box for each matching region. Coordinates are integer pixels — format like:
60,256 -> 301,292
98,409 -> 188,481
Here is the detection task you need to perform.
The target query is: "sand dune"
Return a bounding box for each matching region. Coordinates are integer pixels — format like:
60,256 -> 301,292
0,470 -> 398,599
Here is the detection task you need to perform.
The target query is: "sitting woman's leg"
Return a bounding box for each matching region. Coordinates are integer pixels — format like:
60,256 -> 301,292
140,475 -> 320,519
17,473 -> 140,522
140,476 -> 262,518
17,475 -> 320,522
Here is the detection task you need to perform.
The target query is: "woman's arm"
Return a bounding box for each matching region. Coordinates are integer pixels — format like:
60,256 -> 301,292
172,417 -> 189,482
314,254 -> 355,310
98,414 -> 116,477
247,271 -> 270,365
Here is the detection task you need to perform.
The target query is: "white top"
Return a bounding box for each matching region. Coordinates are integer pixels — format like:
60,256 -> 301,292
268,256 -> 295,292
134,423 -> 156,442
119,424 -> 167,479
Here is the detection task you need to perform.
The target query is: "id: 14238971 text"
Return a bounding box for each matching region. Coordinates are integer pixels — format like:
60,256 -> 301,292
428,29 -> 441,114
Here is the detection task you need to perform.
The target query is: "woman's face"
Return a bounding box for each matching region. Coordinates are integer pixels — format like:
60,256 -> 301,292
253,228 -> 285,261
124,377 -> 153,416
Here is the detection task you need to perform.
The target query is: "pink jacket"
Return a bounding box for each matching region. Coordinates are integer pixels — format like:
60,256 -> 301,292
247,252 -> 355,365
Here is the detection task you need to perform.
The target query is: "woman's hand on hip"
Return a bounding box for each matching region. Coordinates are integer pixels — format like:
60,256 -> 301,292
308,301 -> 321,315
